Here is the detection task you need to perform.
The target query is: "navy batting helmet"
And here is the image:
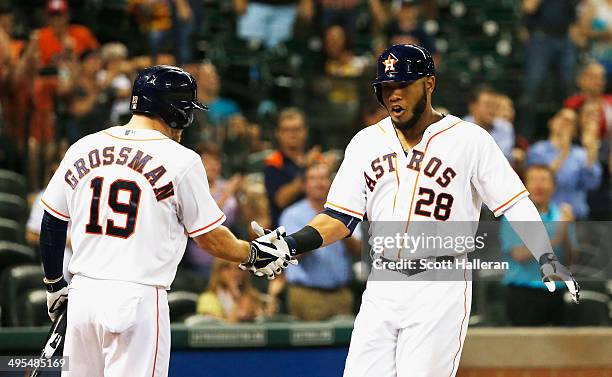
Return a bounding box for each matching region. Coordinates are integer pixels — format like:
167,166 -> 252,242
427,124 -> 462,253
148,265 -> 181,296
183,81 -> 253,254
372,44 -> 435,106
130,65 -> 207,129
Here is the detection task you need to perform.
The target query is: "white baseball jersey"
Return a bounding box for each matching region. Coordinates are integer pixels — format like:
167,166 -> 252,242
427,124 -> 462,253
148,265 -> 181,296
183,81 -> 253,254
41,126 -> 225,289
332,114 -> 526,377
325,114 -> 528,257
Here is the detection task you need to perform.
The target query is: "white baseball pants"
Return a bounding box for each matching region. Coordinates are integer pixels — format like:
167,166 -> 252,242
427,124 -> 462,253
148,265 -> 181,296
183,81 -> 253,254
343,262 -> 472,377
62,275 -> 170,377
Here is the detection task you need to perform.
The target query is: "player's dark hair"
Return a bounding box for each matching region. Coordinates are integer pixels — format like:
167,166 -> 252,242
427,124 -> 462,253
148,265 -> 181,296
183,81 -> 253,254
468,84 -> 496,105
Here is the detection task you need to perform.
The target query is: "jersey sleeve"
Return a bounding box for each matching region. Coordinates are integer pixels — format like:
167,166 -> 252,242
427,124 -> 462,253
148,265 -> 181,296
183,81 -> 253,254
324,136 -> 367,220
471,131 -> 528,217
176,157 -> 226,238
40,158 -> 72,222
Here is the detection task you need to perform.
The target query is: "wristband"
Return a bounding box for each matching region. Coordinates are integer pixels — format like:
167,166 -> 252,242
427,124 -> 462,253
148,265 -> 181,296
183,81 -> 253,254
44,276 -> 67,293
285,225 -> 323,256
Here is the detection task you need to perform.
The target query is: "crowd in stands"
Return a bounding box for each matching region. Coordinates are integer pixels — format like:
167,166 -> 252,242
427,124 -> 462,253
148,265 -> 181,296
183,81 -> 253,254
0,0 -> 610,327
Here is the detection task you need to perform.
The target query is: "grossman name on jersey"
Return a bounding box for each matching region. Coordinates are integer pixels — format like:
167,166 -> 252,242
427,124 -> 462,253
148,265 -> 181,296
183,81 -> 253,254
63,146 -> 174,201
373,258 -> 509,271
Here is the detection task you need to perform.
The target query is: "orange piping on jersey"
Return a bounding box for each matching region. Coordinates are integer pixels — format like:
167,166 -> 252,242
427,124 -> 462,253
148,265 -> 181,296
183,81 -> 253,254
400,120 -> 462,258
392,155 -> 400,211
448,268 -> 469,377
492,189 -> 528,214
325,201 -> 364,218
188,214 -> 225,235
151,287 -> 159,377
103,131 -> 168,142
41,198 -> 70,219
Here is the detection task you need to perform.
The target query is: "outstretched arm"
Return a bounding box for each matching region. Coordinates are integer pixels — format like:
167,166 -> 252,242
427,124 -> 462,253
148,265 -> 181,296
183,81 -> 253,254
193,226 -> 250,263
503,197 -> 580,303
283,210 -> 358,256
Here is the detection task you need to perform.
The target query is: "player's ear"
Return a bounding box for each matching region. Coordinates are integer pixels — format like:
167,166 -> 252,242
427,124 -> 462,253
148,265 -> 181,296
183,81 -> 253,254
426,76 -> 436,94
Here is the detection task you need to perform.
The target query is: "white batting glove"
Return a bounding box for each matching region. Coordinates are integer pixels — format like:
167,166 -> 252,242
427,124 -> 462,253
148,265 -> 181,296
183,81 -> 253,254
539,253 -> 580,304
44,277 -> 68,321
239,221 -> 298,279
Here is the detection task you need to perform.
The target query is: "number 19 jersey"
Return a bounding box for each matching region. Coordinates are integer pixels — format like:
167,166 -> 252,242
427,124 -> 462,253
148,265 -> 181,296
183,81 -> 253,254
41,127 -> 225,289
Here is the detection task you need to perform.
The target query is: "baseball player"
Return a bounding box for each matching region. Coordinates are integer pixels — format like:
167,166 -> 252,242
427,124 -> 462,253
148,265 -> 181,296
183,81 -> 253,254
39,65 -> 291,377
247,44 -> 580,377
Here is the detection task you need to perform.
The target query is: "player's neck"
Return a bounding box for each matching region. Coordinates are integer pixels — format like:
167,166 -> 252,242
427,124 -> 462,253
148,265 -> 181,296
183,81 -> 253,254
124,115 -> 180,141
397,108 -> 444,147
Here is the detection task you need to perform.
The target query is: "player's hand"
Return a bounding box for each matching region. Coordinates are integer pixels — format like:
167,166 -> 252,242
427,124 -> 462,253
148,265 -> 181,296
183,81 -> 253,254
539,253 -> 580,304
44,277 -> 68,321
239,222 -> 297,279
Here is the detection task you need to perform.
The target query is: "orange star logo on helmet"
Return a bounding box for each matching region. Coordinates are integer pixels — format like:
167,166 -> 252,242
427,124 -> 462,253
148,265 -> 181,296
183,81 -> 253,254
383,54 -> 398,73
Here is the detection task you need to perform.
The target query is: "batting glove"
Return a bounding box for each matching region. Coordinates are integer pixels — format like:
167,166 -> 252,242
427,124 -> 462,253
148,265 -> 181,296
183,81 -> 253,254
44,276 -> 68,321
539,253 -> 580,304
239,222 -> 298,280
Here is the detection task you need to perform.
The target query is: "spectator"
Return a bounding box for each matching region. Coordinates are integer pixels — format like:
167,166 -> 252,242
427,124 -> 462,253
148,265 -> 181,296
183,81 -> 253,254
222,114 -> 251,173
464,85 -> 515,161
277,163 -> 361,321
99,42 -> 133,125
320,0 -> 361,38
0,6 -> 31,171
385,0 -> 439,65
187,144 -> 243,280
237,175 -> 272,239
264,108 -> 323,227
61,49 -> 113,143
564,62 -> 612,138
196,62 -> 240,128
500,164 -> 575,326
577,0 -> 612,84
196,258 -> 273,322
234,0 -> 313,49
527,108 -> 602,219
36,0 -> 99,68
496,94 -> 516,124
520,0 -> 578,138
323,25 -> 369,106
24,0 -> 99,189
324,25 -> 369,78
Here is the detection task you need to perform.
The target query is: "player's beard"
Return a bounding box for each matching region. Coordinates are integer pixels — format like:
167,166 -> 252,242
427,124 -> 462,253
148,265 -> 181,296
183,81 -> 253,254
393,83 -> 427,131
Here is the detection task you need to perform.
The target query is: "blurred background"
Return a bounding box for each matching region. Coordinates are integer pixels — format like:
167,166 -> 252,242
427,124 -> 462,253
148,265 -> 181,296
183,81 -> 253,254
0,0 -> 611,376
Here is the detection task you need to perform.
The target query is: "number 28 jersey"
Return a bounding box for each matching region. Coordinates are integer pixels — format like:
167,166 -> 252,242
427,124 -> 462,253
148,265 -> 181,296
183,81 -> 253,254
41,127 -> 225,289
324,115 -> 528,257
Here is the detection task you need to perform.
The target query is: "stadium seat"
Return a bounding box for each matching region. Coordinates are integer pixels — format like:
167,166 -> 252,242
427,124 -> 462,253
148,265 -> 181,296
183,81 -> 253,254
0,242 -> 36,277
19,289 -> 49,327
168,291 -> 199,323
1,265 -> 44,326
0,194 -> 28,224
0,170 -> 27,198
0,218 -> 23,243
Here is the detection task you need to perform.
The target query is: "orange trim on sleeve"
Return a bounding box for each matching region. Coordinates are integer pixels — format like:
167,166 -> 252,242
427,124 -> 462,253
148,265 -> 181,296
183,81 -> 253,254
325,201 -> 364,217
188,214 -> 225,235
493,189 -> 528,214
40,198 -> 70,219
